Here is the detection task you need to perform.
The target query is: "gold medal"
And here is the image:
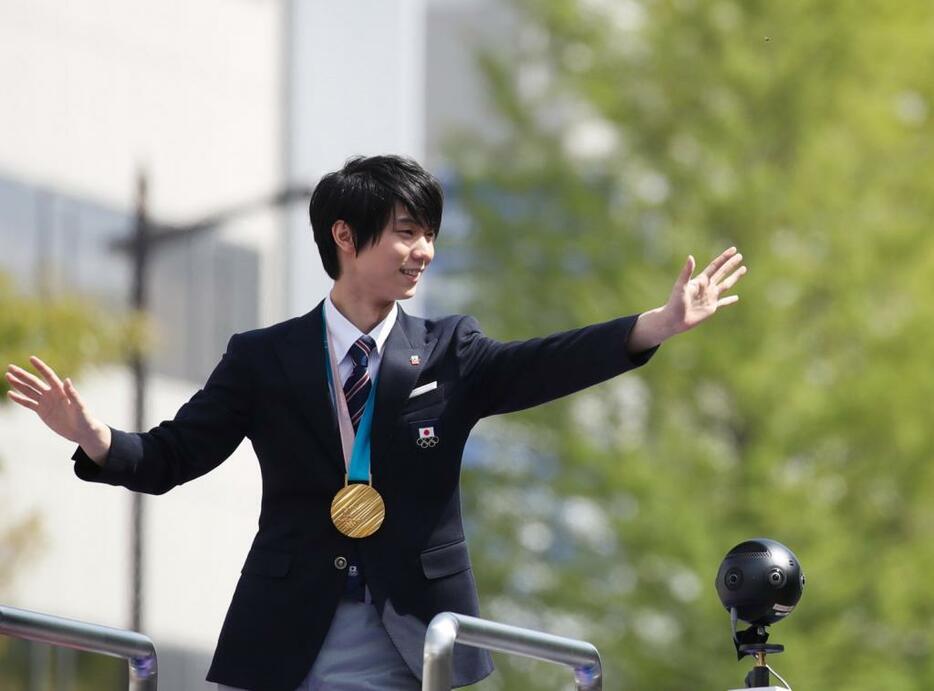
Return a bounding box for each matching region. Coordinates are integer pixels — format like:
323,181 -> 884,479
330,480 -> 385,538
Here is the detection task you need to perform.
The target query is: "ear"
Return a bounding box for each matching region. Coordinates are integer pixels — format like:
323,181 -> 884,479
331,220 -> 355,254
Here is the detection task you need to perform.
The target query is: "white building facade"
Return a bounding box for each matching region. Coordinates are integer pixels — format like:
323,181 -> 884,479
0,0 -> 510,687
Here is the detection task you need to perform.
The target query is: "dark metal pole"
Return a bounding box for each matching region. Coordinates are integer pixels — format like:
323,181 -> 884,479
130,171 -> 149,633
113,174 -> 311,634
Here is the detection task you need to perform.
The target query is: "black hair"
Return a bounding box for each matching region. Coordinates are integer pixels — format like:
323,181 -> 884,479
309,155 -> 444,279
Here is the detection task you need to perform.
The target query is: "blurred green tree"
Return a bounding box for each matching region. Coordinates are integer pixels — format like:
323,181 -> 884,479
449,1 -> 934,689
0,272 -> 138,590
0,272 -> 138,689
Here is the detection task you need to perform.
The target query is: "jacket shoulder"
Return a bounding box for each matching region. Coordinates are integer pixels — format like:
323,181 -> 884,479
225,312 -> 315,355
412,313 -> 481,343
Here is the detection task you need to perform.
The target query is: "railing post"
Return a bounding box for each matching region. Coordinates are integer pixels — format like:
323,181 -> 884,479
422,612 -> 459,691
0,604 -> 158,690
422,612 -> 602,691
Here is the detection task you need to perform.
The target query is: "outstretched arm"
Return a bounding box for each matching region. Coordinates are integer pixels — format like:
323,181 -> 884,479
627,246 -> 746,353
5,356 -> 111,464
454,247 -> 746,418
7,332 -> 251,494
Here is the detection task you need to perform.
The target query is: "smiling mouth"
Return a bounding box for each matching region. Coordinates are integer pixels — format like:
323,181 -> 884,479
400,268 -> 423,278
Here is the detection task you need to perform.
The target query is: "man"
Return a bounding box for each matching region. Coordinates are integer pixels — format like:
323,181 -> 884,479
5,155 -> 746,690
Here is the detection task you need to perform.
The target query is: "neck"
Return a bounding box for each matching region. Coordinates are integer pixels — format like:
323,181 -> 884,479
329,283 -> 394,334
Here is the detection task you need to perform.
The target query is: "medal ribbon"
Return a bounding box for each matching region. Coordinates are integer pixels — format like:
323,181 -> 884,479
322,310 -> 378,483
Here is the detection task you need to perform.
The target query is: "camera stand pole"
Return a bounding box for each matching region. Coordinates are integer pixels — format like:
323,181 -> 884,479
730,643 -> 785,690
746,650 -> 771,687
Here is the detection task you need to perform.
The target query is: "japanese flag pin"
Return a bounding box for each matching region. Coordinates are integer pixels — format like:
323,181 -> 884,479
417,425 -> 439,448
409,355 -> 420,366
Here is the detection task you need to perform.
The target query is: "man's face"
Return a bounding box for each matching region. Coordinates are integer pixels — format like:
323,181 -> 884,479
345,202 -> 436,303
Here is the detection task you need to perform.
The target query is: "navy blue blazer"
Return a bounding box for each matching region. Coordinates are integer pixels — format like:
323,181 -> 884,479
73,302 -> 656,690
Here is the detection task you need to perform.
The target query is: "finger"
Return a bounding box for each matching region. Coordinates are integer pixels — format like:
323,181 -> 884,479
64,378 -> 88,413
702,246 -> 738,278
6,389 -> 40,411
7,364 -> 49,392
30,356 -> 65,392
715,264 -> 747,293
711,253 -> 743,285
717,295 -> 740,307
675,255 -> 695,289
5,371 -> 45,399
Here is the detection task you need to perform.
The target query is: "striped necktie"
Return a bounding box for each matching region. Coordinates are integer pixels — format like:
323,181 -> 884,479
343,335 -> 376,431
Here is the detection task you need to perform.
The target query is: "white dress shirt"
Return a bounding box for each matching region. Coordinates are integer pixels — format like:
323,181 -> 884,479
324,295 -> 398,386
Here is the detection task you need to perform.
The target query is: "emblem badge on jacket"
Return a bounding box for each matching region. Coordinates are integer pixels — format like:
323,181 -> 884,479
416,425 -> 439,448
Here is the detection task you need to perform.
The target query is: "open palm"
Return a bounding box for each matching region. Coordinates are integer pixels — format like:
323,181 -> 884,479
666,247 -> 746,333
5,356 -> 97,444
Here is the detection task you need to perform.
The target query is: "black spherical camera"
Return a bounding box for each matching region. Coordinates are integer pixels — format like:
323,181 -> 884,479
715,538 -> 804,689
716,538 -> 805,626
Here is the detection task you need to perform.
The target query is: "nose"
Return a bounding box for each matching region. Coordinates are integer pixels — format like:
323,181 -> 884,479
412,235 -> 434,265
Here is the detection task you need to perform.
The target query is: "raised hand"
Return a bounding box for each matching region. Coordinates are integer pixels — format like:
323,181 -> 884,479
626,247 -> 747,353
5,356 -> 111,462
664,246 -> 746,334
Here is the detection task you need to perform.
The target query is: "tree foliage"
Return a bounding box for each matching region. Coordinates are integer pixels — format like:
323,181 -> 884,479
0,277 -> 130,573
450,1 -> 934,688
0,275 -> 139,388
0,273 -> 137,686
0,271 -> 140,585
0,272 -> 136,589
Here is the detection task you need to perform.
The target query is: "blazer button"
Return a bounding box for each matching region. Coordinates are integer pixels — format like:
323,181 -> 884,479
334,556 -> 348,570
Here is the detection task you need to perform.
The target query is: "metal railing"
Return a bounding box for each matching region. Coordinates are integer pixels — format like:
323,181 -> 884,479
421,612 -> 602,691
0,604 -> 158,690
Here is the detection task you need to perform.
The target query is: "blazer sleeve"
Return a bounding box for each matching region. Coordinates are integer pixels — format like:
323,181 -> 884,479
455,314 -> 658,419
71,333 -> 253,495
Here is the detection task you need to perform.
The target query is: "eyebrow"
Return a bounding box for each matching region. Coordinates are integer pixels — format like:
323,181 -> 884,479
392,211 -> 434,230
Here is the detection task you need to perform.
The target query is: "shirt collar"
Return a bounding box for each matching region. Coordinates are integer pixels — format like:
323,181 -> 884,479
324,295 -> 398,362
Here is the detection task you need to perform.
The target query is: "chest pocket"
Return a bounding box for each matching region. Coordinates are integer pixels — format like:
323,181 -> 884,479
401,382 -> 445,416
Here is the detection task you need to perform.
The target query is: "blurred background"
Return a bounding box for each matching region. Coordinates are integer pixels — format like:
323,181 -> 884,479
1,0 -> 933,689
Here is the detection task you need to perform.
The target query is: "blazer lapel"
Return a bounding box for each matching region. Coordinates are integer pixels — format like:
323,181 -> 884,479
273,302 -> 343,474
371,308 -> 438,473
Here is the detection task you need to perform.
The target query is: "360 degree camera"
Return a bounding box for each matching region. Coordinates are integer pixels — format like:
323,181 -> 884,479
716,538 -> 805,689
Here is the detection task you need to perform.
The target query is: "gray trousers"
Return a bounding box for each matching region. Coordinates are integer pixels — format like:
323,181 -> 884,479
217,599 -> 420,691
